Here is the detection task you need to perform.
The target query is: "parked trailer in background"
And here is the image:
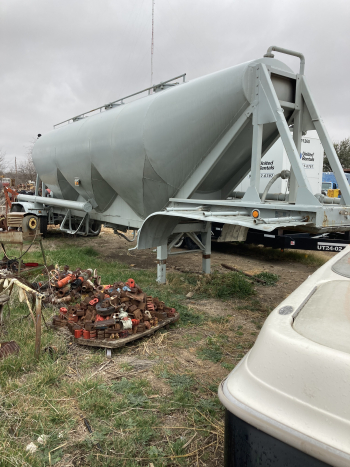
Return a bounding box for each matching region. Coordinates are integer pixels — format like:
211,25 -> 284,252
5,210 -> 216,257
13,46 -> 350,282
322,171 -> 350,193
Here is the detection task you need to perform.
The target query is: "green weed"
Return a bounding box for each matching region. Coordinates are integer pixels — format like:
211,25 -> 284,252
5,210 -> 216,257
221,362 -> 235,371
80,246 -> 100,257
254,271 -> 279,286
198,271 -> 254,299
197,337 -> 223,363
165,373 -> 195,389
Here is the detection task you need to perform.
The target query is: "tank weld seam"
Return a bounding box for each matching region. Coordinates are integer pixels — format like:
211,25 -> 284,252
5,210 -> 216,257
142,175 -> 176,190
141,95 -> 181,191
143,154 -> 168,185
56,168 -> 80,201
179,101 -> 250,189
141,96 -> 158,174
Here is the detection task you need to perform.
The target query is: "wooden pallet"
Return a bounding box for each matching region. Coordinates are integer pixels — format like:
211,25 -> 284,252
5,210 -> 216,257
73,313 -> 179,356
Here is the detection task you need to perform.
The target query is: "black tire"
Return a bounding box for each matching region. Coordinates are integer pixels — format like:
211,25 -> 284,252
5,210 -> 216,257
184,235 -> 201,250
39,216 -> 48,237
89,221 -> 101,237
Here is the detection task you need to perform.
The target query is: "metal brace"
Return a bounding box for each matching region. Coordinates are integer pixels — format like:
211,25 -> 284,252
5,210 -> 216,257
60,210 -> 90,236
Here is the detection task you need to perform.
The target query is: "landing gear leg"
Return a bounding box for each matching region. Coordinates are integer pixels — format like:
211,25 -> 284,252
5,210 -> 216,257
157,243 -> 167,284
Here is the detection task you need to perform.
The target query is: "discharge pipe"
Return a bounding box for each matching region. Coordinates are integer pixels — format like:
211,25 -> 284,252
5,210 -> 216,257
264,46 -> 305,75
315,194 -> 341,205
261,170 -> 290,203
17,194 -> 93,212
231,191 -> 286,201
254,215 -> 306,224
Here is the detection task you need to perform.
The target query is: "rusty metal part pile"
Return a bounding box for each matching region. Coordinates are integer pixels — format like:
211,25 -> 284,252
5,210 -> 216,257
48,266 -> 178,340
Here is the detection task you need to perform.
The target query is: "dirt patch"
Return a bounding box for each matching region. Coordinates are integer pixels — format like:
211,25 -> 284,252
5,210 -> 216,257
146,372 -> 174,398
188,299 -> 234,318
106,250 -> 158,270
54,454 -> 74,467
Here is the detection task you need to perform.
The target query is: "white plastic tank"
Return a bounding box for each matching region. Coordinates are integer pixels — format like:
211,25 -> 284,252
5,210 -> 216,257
219,247 -> 350,467
236,131 -> 323,195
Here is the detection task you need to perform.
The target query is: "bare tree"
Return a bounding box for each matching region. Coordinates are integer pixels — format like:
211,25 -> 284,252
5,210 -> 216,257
323,137 -> 350,171
17,157 -> 37,184
24,137 -> 36,160
0,148 -> 8,175
12,137 -> 38,184
2,137 -> 38,186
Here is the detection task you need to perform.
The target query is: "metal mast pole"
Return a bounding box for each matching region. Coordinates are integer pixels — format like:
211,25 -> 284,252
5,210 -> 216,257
150,0 -> 155,91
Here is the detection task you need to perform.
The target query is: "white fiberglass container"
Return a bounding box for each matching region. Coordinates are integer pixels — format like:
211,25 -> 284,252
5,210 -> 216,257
236,132 -> 323,195
219,247 -> 350,467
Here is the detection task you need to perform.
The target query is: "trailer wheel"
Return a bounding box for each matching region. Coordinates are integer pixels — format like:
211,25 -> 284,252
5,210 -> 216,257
184,235 -> 201,250
89,221 -> 101,237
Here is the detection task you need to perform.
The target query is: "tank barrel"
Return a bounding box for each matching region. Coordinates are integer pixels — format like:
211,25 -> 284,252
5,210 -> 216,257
32,55 -> 296,219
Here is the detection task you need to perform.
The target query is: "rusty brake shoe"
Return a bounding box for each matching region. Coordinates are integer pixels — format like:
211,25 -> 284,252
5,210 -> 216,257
95,301 -> 115,316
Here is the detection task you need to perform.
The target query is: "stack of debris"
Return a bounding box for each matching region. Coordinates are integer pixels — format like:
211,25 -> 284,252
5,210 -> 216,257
48,266 -> 178,340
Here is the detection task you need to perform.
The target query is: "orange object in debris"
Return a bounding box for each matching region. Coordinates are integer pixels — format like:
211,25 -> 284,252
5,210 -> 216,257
89,298 -> 99,306
131,319 -> 140,326
59,307 -> 68,314
57,274 -> 76,288
126,278 -> 135,288
3,186 -> 19,215
95,315 -> 105,322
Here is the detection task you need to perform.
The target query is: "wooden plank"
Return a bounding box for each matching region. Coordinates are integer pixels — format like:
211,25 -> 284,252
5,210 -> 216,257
74,313 -> 179,349
0,231 -> 42,245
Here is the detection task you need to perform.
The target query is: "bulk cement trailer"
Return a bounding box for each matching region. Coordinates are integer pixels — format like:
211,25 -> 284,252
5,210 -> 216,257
14,46 -> 350,282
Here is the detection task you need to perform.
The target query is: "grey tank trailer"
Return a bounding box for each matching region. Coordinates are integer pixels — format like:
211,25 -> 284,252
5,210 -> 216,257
15,46 -> 350,282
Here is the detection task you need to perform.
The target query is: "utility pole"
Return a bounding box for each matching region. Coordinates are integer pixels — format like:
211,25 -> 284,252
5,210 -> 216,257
150,0 -> 155,92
